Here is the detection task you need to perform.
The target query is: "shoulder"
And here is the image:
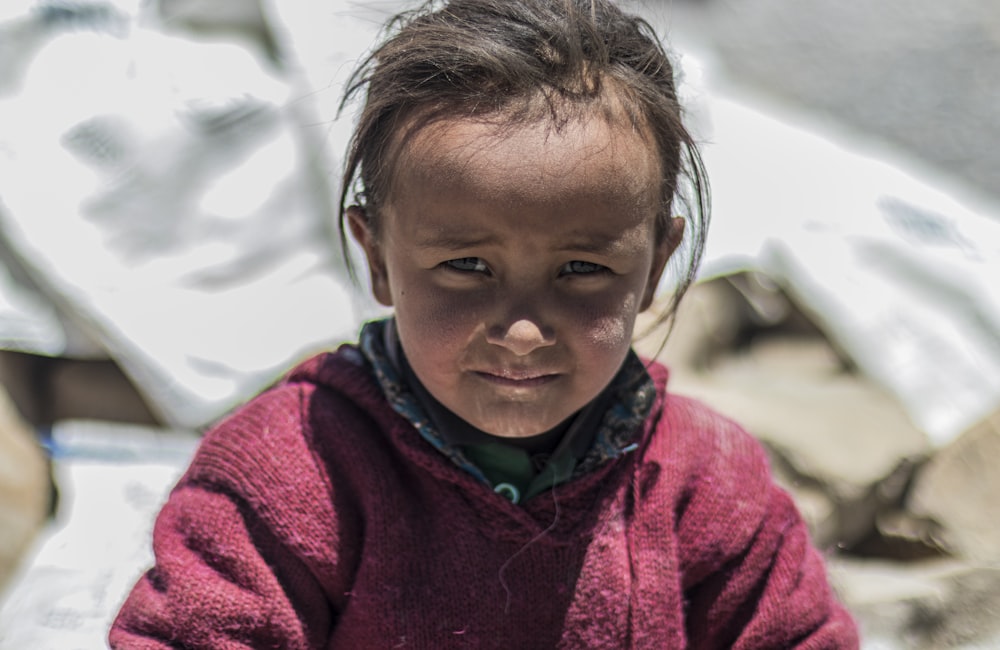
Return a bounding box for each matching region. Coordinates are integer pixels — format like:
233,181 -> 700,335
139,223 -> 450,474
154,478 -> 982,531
645,389 -> 774,510
641,358 -> 771,488
660,392 -> 771,480
182,346 -> 387,499
639,364 -> 782,569
634,361 -> 859,644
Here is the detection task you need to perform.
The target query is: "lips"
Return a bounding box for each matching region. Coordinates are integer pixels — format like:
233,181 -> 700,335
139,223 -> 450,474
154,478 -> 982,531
473,369 -> 561,388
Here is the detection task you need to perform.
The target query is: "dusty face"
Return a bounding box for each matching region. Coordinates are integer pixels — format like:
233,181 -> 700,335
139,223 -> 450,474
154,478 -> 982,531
350,112 -> 681,437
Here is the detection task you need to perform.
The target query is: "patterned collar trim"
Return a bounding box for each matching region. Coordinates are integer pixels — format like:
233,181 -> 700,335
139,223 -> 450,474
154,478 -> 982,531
359,318 -> 655,487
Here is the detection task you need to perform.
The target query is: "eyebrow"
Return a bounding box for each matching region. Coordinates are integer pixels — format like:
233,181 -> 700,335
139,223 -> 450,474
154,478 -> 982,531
412,231 -> 499,250
556,232 -> 633,256
411,227 -> 635,256
557,239 -> 617,255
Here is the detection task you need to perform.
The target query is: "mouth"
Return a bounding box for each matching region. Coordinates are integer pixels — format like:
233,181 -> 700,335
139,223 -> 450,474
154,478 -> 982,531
473,369 -> 561,388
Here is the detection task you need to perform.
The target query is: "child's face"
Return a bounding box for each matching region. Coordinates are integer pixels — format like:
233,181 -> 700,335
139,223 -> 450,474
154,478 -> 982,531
350,112 -> 680,437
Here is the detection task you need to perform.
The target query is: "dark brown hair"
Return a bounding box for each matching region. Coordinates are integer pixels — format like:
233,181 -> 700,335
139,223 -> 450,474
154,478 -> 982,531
338,0 -> 709,332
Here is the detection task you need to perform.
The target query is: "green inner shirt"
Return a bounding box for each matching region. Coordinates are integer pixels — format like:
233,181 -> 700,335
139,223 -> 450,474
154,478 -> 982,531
462,441 -> 575,502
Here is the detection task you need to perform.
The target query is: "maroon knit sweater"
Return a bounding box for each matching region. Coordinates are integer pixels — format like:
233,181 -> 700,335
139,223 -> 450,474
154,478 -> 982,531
110,346 -> 858,649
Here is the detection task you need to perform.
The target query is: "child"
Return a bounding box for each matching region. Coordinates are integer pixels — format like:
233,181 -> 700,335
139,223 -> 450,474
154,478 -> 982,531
111,0 -> 859,647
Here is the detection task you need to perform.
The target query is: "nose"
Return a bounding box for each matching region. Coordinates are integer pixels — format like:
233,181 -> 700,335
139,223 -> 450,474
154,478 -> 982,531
486,318 -> 555,356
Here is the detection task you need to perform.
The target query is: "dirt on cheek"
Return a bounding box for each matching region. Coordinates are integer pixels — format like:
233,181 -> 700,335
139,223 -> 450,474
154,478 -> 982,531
589,315 -> 629,348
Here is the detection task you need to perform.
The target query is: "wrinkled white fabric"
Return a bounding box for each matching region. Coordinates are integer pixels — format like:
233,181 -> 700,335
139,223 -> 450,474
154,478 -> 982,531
0,3 -> 372,427
692,59 -> 1000,446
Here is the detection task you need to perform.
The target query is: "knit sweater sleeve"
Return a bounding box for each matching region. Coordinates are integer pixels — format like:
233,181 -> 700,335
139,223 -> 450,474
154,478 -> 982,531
662,395 -> 859,649
109,384 -> 357,650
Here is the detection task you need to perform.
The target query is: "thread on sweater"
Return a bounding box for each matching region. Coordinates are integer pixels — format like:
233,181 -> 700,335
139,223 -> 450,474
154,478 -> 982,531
498,473 -> 562,614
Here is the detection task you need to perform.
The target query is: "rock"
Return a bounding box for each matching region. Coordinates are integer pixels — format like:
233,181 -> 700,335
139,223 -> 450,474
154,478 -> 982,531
636,275 -> 748,368
0,385 -> 48,591
829,556 -> 1000,649
682,338 -> 921,489
907,410 -> 1000,562
860,507 -> 948,561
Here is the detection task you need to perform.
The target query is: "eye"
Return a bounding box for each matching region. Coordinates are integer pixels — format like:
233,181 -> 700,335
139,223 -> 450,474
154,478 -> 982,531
560,260 -> 608,275
443,257 -> 489,273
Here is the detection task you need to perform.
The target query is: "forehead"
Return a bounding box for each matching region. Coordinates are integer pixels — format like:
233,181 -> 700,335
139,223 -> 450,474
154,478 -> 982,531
385,109 -> 662,216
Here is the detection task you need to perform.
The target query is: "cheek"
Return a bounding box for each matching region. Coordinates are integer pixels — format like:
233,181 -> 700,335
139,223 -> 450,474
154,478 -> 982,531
562,288 -> 641,353
391,277 -> 485,365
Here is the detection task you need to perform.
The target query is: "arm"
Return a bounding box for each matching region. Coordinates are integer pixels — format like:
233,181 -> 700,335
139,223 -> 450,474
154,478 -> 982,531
110,384 -> 354,649
110,483 -> 331,649
663,396 -> 859,649
683,483 -> 858,649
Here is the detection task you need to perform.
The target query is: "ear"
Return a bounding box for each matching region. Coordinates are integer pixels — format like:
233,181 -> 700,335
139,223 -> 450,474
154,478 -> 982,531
347,206 -> 393,306
640,216 -> 685,312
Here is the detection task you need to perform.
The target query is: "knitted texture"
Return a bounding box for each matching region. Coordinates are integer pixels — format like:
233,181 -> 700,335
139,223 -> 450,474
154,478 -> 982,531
110,345 -> 859,649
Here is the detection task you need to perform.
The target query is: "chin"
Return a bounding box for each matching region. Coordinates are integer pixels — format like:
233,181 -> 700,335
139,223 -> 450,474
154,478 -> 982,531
486,427 -> 546,439
475,414 -> 563,439
455,399 -> 577,438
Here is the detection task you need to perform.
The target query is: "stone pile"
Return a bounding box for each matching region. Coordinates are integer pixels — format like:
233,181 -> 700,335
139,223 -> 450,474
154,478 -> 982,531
638,273 -> 1000,648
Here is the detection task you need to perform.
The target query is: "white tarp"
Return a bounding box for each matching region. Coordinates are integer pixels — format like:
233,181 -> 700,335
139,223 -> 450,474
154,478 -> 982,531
0,3 -> 373,428
689,63 -> 1000,446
